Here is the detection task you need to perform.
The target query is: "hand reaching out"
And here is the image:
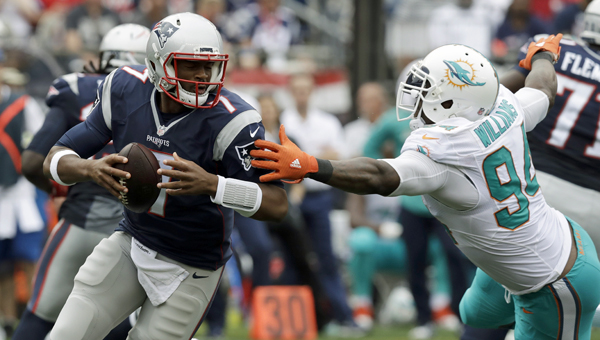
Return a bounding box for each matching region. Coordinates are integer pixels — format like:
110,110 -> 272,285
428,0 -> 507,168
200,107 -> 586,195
250,125 -> 319,183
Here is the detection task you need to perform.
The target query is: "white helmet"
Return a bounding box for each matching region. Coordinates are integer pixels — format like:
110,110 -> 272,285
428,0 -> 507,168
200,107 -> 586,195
581,0 -> 600,45
99,24 -> 151,72
145,12 -> 228,109
396,44 -> 499,130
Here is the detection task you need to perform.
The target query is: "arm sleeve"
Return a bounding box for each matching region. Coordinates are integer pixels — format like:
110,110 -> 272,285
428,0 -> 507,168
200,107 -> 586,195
515,87 -> 550,132
382,150 -> 479,210
381,150 -> 450,196
27,106 -> 76,156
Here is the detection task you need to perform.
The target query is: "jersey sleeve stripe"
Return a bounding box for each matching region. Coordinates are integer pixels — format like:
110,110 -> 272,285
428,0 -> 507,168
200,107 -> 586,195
212,109 -> 262,161
62,73 -> 80,96
101,70 -> 116,130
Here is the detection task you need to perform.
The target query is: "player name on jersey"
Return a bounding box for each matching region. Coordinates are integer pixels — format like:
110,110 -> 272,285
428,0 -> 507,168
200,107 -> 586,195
560,51 -> 600,81
473,99 -> 519,148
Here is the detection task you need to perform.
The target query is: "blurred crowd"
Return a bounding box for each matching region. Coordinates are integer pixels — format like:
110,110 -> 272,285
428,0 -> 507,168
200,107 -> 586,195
0,0 -> 592,339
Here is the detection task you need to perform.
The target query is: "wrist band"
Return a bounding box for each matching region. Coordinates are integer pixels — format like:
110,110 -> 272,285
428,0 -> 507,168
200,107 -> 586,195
210,175 -> 263,217
310,159 -> 333,183
532,51 -> 556,65
50,150 -> 80,186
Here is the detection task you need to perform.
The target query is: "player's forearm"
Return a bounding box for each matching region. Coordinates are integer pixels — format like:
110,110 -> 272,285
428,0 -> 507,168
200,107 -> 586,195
43,146 -> 92,184
252,184 -> 288,221
22,150 -> 53,193
525,53 -> 557,107
308,157 -> 399,196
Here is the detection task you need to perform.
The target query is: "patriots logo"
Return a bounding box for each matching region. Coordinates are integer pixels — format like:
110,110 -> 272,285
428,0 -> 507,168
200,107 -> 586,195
235,142 -> 254,171
443,60 -> 486,89
153,21 -> 179,49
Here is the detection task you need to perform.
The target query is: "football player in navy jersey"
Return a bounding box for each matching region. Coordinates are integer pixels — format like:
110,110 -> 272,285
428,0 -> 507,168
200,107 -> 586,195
13,24 -> 151,340
501,1 -> 600,256
42,12 -> 287,340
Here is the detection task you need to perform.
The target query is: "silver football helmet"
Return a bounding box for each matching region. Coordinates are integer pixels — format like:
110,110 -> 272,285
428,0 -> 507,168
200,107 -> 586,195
99,24 -> 151,72
145,12 -> 228,109
581,0 -> 600,45
396,44 -> 499,130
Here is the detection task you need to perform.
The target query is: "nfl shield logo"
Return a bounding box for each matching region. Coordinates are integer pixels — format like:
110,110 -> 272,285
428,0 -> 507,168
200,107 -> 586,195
157,125 -> 166,136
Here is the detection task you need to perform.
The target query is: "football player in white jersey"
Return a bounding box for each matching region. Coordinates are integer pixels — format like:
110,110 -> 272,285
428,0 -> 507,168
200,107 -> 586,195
251,35 -> 600,339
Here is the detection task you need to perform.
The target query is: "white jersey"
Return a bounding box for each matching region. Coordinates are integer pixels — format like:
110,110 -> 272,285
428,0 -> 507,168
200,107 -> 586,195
396,86 -> 572,295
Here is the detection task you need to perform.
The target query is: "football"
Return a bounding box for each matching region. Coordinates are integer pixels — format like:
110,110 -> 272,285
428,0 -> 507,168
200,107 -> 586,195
113,142 -> 162,213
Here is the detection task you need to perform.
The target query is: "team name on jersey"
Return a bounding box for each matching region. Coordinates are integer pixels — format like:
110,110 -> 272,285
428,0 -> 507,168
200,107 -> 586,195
472,99 -> 518,148
560,51 -> 600,81
147,135 -> 170,147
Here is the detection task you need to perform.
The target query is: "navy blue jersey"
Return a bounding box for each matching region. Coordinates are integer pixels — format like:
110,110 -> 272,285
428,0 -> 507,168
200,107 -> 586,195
57,65 -> 282,269
516,35 -> 600,192
27,73 -> 122,232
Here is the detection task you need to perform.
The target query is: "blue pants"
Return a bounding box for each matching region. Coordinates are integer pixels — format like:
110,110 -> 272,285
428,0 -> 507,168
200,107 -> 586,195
301,190 -> 353,323
400,207 -> 474,326
234,212 -> 273,286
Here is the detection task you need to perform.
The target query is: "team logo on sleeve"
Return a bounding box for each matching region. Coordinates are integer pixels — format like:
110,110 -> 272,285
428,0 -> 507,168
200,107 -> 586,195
153,21 -> 179,49
417,145 -> 431,157
235,142 -> 254,171
46,85 -> 59,98
443,60 -> 485,89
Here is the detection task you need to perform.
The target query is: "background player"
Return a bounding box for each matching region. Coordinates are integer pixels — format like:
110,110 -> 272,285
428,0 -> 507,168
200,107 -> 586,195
251,37 -> 600,339
499,0 -> 600,331
501,0 -> 600,256
13,23 -> 151,340
43,12 -> 287,340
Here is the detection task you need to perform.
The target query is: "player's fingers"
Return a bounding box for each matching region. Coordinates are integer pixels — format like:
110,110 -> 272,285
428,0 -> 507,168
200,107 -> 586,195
259,172 -> 281,182
279,125 -> 289,144
250,149 -> 278,160
97,176 -> 124,198
158,180 -> 186,190
104,154 -> 128,165
163,159 -> 189,171
254,139 -> 281,151
157,168 -> 187,180
282,179 -> 302,184
251,159 -> 280,170
106,166 -> 130,179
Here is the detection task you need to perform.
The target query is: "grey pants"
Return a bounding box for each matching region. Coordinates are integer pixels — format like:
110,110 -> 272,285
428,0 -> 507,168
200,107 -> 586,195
49,231 -> 223,340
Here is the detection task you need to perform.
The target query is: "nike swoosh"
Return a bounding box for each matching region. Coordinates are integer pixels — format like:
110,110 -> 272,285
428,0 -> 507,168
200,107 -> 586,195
250,126 -> 260,138
422,134 -> 439,140
192,272 -> 208,279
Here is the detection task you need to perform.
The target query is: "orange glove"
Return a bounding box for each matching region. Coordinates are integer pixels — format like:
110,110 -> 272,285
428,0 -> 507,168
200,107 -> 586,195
250,125 -> 319,183
519,33 -> 563,70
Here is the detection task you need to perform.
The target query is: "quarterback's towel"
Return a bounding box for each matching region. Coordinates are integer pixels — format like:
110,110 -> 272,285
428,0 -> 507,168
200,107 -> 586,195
131,237 -> 189,306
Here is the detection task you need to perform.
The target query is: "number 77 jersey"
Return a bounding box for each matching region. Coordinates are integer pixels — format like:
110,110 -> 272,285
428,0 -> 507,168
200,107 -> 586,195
516,35 -> 600,192
401,86 -> 572,295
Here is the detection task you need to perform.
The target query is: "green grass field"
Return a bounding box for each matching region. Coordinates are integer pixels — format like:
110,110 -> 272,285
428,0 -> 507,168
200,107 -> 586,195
195,323 -> 600,340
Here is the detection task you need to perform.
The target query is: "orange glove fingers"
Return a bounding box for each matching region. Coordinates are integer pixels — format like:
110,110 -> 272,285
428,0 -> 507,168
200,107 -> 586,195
250,149 -> 280,161
259,172 -> 284,183
519,33 -> 563,70
251,159 -> 280,171
253,139 -> 282,152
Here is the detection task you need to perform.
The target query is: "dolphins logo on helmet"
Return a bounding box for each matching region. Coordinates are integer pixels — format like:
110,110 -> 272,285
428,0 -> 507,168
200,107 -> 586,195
443,60 -> 485,89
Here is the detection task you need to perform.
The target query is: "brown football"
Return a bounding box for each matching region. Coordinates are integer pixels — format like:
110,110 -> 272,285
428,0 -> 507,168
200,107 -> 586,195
113,143 -> 161,213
